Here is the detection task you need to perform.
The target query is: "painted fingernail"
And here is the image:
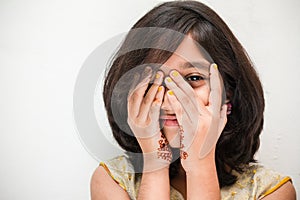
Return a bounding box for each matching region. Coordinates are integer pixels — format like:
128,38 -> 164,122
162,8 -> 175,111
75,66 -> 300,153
155,73 -> 161,79
158,86 -> 163,92
168,90 -> 174,95
166,77 -> 172,82
213,64 -> 218,70
171,70 -> 179,77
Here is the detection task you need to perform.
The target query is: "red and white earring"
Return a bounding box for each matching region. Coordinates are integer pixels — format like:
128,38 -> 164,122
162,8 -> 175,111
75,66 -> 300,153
226,103 -> 232,115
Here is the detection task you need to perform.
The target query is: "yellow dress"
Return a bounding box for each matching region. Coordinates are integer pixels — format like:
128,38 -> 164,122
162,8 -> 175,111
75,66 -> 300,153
100,155 -> 291,200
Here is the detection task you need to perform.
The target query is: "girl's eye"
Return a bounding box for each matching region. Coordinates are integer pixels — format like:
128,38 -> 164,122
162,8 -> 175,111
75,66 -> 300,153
185,75 -> 206,87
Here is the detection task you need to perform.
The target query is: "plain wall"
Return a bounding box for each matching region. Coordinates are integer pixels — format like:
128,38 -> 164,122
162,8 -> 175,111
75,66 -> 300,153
0,0 -> 299,199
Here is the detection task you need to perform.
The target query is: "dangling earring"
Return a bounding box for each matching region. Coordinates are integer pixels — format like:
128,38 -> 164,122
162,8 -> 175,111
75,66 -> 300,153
226,103 -> 232,115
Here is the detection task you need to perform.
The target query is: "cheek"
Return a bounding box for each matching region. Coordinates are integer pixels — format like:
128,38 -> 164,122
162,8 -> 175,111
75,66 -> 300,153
194,85 -> 210,105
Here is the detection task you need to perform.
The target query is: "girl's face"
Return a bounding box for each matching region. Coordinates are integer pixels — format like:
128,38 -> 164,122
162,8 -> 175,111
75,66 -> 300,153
159,35 -> 211,147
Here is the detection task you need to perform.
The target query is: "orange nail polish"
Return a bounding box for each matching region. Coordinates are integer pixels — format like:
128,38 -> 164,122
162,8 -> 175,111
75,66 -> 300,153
158,86 -> 163,92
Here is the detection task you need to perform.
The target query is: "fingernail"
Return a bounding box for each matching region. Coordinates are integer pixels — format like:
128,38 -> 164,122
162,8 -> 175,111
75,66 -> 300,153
168,90 -> 174,95
212,64 -> 218,70
155,72 -> 161,79
171,70 -> 179,77
143,66 -> 152,74
158,86 -> 163,92
166,77 -> 172,82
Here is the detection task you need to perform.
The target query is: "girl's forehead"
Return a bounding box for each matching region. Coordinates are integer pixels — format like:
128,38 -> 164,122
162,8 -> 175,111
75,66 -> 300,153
159,62 -> 210,76
156,35 -> 212,75
173,34 -> 212,65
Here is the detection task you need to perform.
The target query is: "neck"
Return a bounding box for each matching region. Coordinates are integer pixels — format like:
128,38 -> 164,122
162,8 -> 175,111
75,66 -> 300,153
170,164 -> 187,198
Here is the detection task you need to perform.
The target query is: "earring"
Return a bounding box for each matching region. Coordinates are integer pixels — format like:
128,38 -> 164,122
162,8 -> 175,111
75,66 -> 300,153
226,103 -> 232,115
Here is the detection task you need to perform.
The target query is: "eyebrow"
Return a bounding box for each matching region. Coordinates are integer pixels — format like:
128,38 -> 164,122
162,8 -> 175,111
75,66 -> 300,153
180,61 -> 210,70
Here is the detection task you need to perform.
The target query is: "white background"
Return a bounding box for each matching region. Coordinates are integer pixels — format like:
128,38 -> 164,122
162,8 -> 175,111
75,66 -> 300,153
0,0 -> 299,199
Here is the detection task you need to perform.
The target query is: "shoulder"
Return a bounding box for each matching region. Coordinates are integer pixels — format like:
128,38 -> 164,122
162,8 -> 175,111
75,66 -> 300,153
90,156 -> 133,200
221,164 -> 295,200
90,165 -> 130,199
250,164 -> 295,199
260,180 -> 296,200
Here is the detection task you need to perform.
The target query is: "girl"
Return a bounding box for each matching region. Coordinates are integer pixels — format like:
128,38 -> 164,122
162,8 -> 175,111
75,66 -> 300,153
91,1 -> 296,199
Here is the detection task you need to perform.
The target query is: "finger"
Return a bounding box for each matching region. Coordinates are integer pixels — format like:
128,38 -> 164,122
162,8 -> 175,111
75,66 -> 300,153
165,90 -> 184,148
208,63 -> 223,114
164,76 -> 197,121
134,86 -> 164,139
199,104 -> 227,159
138,71 -> 164,121
167,90 -> 201,153
166,90 -> 183,123
127,67 -> 152,118
149,85 -> 165,123
169,70 -> 197,104
169,70 -> 208,114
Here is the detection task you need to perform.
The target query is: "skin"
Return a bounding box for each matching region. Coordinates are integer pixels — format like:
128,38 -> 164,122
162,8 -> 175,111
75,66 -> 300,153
90,35 -> 296,200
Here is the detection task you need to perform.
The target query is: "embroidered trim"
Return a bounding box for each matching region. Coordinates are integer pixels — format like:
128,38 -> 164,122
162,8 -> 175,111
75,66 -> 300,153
99,162 -> 127,190
259,176 -> 291,199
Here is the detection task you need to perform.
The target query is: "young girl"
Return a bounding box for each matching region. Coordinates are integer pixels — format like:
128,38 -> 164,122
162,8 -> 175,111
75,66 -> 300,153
91,1 -> 296,199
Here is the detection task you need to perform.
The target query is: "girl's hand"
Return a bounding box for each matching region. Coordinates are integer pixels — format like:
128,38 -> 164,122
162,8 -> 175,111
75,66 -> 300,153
127,67 -> 172,172
164,63 -> 227,172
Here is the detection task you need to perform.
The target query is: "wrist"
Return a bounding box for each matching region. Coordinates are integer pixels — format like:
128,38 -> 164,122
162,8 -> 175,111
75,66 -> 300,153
185,151 -> 220,199
183,149 -> 216,175
138,164 -> 170,199
138,131 -> 164,153
143,152 -> 170,173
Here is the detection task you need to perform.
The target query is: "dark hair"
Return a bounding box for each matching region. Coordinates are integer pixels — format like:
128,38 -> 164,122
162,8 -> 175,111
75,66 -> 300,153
103,0 -> 264,187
